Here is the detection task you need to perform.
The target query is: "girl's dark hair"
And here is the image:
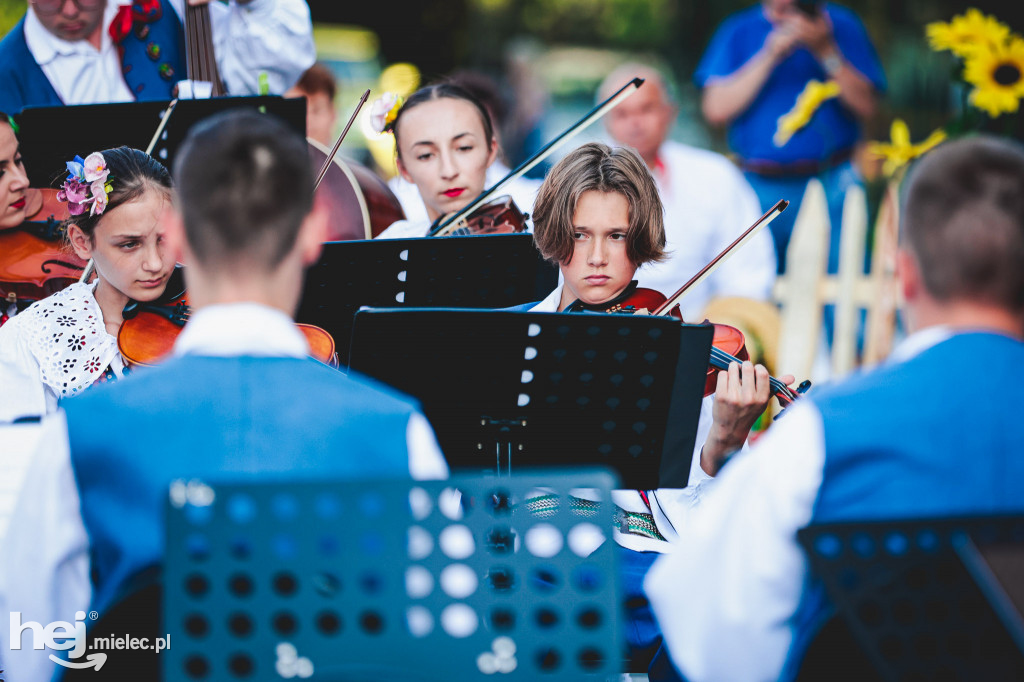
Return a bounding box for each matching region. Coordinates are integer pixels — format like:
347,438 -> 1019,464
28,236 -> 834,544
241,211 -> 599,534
64,146 -> 173,239
391,82 -> 495,158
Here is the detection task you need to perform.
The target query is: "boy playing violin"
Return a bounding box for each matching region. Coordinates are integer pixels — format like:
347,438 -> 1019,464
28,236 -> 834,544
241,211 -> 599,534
514,142 -> 793,671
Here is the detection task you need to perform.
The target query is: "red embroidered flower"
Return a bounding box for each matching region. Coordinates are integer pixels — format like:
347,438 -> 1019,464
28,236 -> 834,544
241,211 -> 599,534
108,0 -> 163,45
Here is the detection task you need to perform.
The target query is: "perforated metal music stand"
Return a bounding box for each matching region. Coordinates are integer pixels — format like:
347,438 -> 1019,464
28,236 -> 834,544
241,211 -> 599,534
296,235 -> 558,366
799,516 -> 1024,682
16,96 -> 305,186
348,309 -> 713,490
163,470 -> 623,681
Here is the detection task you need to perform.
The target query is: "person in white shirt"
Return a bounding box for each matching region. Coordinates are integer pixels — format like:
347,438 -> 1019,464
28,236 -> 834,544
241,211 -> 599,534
387,71 -> 540,226
0,145 -> 177,421
0,109 -> 448,682
518,141 -> 794,672
645,136 -> 1024,681
374,82 -> 531,240
0,0 -> 315,113
599,64 -> 776,322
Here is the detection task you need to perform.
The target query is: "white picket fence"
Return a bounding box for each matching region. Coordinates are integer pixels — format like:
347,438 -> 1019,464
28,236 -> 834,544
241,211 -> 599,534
771,178 -> 902,384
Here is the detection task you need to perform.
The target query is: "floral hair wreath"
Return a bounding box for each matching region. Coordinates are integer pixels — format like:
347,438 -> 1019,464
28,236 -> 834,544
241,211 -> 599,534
369,92 -> 405,135
57,152 -> 112,217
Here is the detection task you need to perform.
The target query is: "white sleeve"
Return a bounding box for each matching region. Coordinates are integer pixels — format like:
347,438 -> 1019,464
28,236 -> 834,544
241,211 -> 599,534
644,401 -> 826,682
168,0 -> 316,95
406,412 -> 449,481
0,413 -> 91,682
0,316 -> 53,422
705,170 -> 777,302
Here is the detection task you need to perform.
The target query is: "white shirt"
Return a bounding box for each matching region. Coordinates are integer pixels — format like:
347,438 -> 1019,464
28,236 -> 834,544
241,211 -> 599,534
528,284 -> 722,552
23,0 -> 314,105
636,141 -> 777,321
387,161 -> 542,227
0,303 -> 447,682
375,217 -> 433,240
0,281 -> 125,422
644,327 -> 954,682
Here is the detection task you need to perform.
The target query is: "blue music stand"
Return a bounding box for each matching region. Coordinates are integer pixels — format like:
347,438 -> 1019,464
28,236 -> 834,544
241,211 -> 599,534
163,470 -> 623,681
799,516 -> 1024,681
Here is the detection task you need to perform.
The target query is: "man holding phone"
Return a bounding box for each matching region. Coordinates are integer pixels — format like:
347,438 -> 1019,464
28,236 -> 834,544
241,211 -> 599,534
695,0 -> 885,274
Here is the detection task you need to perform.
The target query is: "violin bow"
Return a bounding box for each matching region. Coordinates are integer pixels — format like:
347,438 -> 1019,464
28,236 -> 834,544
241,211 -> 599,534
80,99 -> 180,284
431,77 -> 645,237
314,89 -> 371,191
652,199 -> 789,316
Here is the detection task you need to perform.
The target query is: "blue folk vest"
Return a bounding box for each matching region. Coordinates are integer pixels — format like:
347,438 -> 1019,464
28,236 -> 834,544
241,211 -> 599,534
64,355 -> 418,614
0,1 -> 184,114
783,332 -> 1024,680
812,332 -> 1024,522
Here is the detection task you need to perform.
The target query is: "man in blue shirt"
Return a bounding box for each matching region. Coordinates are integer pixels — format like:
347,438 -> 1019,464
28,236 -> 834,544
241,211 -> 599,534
696,0 -> 885,273
646,136 -> 1024,680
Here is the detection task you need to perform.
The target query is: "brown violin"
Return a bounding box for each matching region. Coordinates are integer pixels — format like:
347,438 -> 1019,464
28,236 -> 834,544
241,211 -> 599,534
576,283 -> 804,406
569,199 -> 810,409
0,189 -> 86,320
117,267 -> 338,368
432,195 -> 528,237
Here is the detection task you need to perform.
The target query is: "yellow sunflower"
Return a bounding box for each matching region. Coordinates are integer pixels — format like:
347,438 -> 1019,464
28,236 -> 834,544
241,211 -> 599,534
926,8 -> 1012,58
774,80 -> 840,147
867,120 -> 947,177
964,36 -> 1024,117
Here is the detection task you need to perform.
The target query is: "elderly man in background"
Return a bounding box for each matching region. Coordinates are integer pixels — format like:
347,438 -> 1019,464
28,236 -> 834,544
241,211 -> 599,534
599,64 -> 776,323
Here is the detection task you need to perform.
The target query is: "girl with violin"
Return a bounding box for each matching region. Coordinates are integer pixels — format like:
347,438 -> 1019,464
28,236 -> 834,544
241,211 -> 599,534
0,146 -> 175,421
373,83 -> 525,239
0,112 -> 86,322
517,142 -> 794,666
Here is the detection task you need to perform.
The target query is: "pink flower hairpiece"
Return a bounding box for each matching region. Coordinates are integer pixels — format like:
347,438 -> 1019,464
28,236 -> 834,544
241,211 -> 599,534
369,93 -> 404,135
57,152 -> 112,217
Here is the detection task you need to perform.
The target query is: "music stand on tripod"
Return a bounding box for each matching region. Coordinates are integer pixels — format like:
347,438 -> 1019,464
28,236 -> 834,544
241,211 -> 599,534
296,234 -> 558,367
347,309 -> 713,490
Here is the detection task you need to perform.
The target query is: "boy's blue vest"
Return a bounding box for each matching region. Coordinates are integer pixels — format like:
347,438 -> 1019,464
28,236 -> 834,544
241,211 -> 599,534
784,332 -> 1024,680
812,332 -> 1024,522
63,355 -> 418,614
0,1 -> 184,114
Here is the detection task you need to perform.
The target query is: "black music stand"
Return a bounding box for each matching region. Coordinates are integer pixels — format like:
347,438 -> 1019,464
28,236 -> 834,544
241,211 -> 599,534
16,96 -> 305,186
163,470 -> 624,681
347,309 -> 713,490
296,235 -> 558,365
799,516 -> 1024,682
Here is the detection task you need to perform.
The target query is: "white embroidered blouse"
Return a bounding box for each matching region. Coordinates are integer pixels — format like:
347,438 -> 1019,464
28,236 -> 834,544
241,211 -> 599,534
0,282 -> 125,421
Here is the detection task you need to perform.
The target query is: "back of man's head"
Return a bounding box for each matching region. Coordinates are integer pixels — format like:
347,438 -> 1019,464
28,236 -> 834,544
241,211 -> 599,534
174,110 -> 313,272
904,135 -> 1024,313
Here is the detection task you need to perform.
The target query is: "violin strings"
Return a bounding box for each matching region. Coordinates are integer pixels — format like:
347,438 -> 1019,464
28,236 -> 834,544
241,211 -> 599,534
708,346 -> 793,398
